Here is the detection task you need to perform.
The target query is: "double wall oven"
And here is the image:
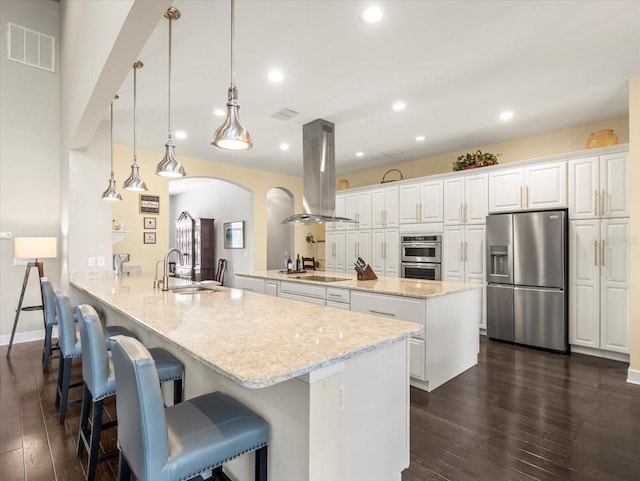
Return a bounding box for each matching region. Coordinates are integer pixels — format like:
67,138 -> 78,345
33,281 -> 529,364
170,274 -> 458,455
400,234 -> 442,281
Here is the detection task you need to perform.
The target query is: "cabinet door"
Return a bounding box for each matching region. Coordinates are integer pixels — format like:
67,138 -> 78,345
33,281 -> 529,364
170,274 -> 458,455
525,162 -> 567,210
600,152 -> 629,218
333,194 -> 346,230
444,177 -> 464,225
334,230 -> 346,272
488,168 -> 524,212
465,174 -> 488,224
568,157 -> 599,219
345,230 -> 358,268
399,183 -> 420,224
420,180 -> 443,222
384,185 -> 399,227
358,230 -> 372,266
464,224 -> 485,280
266,281 -> 279,297
325,231 -> 336,271
568,220 -> 600,348
371,188 -> 385,229
371,230 -> 386,274
345,192 -> 359,229
384,228 -> 399,277
600,219 -> 629,353
443,225 -> 464,282
358,191 -> 372,229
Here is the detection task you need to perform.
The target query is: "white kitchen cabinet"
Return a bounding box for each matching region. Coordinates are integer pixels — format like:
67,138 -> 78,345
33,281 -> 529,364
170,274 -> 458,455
280,281 -> 327,305
371,185 -> 399,228
234,275 -> 266,294
266,280 -> 280,297
345,230 -> 371,268
399,180 -> 443,224
326,193 -> 346,231
371,228 -> 399,277
444,173 -> 488,225
569,218 -> 629,353
488,161 -> 567,212
326,287 -> 350,310
345,191 -> 372,229
443,224 -> 486,329
325,230 -> 345,273
569,152 -> 628,219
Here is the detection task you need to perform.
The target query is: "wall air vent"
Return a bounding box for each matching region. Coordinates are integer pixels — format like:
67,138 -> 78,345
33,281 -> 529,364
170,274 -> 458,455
6,22 -> 55,73
270,108 -> 300,121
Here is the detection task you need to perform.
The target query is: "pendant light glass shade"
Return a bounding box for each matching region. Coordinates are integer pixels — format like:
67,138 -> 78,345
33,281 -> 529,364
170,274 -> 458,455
102,99 -> 122,201
156,7 -> 187,177
124,61 -> 148,192
212,0 -> 252,151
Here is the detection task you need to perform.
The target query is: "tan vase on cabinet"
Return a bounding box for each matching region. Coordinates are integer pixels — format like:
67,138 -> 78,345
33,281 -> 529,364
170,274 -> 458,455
586,129 -> 619,149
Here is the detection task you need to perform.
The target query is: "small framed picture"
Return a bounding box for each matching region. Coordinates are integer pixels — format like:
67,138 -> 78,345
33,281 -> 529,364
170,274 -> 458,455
143,217 -> 156,229
140,194 -> 160,214
224,221 -> 244,249
143,232 -> 156,244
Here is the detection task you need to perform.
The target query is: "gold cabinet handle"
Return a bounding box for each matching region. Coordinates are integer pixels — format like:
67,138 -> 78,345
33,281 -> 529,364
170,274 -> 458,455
594,240 -> 598,265
526,185 -> 529,208
420,203 -> 423,220
601,240 -> 606,266
520,186 -> 523,208
416,203 -> 419,221
602,190 -> 606,216
460,242 -> 463,262
594,190 -> 599,216
464,203 -> 468,223
460,204 -> 463,223
465,241 -> 468,262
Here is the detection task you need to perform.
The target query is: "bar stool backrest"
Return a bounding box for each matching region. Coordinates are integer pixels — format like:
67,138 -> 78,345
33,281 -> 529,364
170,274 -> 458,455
54,291 -> 80,358
40,278 -> 58,327
76,305 -> 111,400
111,336 -> 170,481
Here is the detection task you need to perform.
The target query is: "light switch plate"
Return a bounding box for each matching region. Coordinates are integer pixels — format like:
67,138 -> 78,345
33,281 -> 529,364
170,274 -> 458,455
0,231 -> 12,239
97,256 -> 105,267
88,257 -> 96,267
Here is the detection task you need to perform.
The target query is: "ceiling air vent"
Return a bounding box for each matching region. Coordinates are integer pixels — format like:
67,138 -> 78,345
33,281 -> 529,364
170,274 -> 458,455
6,22 -> 55,73
270,108 -> 300,121
382,149 -> 403,157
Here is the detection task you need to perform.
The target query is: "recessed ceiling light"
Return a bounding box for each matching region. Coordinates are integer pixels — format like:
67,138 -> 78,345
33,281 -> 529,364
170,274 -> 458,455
361,6 -> 383,24
213,108 -> 225,117
280,143 -> 290,151
499,111 -> 514,121
268,70 -> 284,82
355,152 -> 364,157
415,135 -> 426,142
392,101 -> 406,111
174,130 -> 187,139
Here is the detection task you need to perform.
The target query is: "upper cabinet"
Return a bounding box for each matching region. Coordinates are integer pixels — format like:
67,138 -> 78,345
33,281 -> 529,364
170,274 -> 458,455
488,161 -> 567,213
444,173 -> 488,225
399,180 -> 443,224
371,185 -> 399,228
569,152 -> 628,220
345,190 -> 372,229
326,193 -> 346,231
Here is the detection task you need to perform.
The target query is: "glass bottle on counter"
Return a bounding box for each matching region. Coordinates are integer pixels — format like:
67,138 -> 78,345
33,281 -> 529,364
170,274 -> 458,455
287,255 -> 293,272
296,254 -> 301,271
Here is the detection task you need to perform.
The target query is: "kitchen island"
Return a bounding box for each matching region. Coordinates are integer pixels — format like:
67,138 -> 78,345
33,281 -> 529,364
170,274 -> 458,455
235,271 -> 482,392
70,272 -> 421,481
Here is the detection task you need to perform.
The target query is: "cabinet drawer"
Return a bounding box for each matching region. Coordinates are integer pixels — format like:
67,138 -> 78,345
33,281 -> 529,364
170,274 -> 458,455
234,276 -> 265,294
280,281 -> 326,300
351,291 -> 425,330
326,287 -> 350,303
410,338 -> 426,381
279,291 -> 326,305
326,299 -> 350,310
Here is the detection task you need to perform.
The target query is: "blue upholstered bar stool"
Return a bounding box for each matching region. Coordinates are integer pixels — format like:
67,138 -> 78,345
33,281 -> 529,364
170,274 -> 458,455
110,335 -> 269,481
75,304 -> 185,481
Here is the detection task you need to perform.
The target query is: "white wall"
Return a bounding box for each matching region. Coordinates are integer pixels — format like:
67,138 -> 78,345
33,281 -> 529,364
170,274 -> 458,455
169,179 -> 254,287
0,0 -> 60,340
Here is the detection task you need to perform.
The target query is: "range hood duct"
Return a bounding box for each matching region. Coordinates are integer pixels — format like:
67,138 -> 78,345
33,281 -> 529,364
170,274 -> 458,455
282,119 -> 355,224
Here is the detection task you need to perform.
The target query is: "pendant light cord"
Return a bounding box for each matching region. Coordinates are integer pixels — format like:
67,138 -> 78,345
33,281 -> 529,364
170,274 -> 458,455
230,0 -> 235,88
168,16 -> 173,139
110,101 -> 115,177
133,62 -> 138,165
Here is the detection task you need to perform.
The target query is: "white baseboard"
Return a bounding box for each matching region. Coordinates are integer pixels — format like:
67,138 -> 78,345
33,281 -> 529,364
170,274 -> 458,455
627,368 -> 640,385
570,345 -> 630,363
0,327 -> 56,347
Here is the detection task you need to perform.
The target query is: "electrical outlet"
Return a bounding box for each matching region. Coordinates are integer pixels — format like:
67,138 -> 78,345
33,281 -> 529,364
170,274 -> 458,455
338,384 -> 344,411
88,257 -> 96,267
97,256 -> 105,267
13,257 -> 27,265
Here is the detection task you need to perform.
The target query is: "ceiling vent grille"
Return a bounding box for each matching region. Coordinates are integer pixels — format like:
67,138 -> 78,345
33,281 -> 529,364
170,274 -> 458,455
270,108 -> 300,121
6,23 -> 55,73
382,149 -> 403,157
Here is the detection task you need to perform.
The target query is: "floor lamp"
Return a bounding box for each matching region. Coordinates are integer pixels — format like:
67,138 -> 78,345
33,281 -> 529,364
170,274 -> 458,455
5,237 -> 57,357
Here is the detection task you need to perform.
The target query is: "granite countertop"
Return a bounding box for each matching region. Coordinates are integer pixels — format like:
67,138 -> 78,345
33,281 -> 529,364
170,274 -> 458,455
70,272 -> 422,389
236,270 -> 481,299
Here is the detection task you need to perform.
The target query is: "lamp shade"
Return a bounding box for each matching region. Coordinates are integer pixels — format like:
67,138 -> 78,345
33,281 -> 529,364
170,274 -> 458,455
14,237 -> 57,259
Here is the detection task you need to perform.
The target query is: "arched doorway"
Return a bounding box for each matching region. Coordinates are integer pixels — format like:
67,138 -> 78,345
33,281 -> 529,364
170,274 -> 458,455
266,187 -> 294,270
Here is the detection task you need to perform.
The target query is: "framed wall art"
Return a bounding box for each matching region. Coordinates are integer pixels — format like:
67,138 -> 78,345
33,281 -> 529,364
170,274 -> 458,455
143,232 -> 156,244
139,194 -> 160,214
143,217 -> 156,229
223,221 -> 244,249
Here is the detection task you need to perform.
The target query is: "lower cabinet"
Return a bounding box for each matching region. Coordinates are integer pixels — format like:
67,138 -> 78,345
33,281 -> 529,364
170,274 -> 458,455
279,281 -> 327,305
234,275 -> 266,294
325,231 -> 346,273
266,280 -> 279,297
569,218 -> 629,353
409,338 -> 426,380
371,229 -> 399,277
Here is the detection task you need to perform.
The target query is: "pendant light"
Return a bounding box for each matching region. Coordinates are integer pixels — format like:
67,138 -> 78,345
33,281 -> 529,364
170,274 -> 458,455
211,0 -> 252,151
101,96 -> 123,201
123,61 -> 148,192
156,7 -> 187,177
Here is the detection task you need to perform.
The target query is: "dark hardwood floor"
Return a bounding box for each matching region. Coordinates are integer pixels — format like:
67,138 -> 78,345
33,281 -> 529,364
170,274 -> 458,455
2,337 -> 639,481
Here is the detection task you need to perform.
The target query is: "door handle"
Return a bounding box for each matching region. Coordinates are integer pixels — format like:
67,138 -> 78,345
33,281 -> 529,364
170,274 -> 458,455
594,190 -> 599,216
602,189 -> 606,216
525,185 -> 529,208
594,240 -> 598,266
520,186 -> 523,208
384,241 -> 387,258
460,204 -> 463,223
416,203 -> 419,221
464,241 -> 468,262
419,203 -> 423,220
464,203 -> 468,223
601,240 -> 606,266
459,242 -> 463,262
383,209 -> 386,226
369,310 -> 396,317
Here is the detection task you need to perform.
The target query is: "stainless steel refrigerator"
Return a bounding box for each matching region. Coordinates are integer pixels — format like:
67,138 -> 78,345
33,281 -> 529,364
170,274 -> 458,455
486,210 -> 568,352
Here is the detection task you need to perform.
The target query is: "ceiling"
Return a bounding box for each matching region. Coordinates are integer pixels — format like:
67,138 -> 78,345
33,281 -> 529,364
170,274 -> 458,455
111,0 -> 640,178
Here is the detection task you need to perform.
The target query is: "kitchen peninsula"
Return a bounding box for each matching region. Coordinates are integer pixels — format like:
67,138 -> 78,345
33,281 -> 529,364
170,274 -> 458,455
236,271 -> 482,392
69,272 -> 421,481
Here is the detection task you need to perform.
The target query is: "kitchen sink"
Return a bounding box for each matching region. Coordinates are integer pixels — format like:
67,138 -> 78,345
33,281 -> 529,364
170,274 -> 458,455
169,286 -> 220,294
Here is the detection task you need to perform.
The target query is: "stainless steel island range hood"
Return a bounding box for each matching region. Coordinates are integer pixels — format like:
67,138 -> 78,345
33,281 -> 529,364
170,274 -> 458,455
282,119 -> 355,224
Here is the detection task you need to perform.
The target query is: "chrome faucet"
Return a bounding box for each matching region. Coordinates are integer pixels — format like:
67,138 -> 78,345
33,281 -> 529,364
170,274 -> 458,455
153,260 -> 164,288
161,248 -> 183,291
